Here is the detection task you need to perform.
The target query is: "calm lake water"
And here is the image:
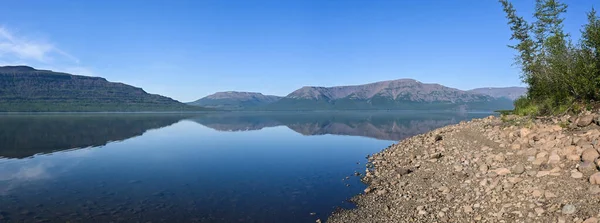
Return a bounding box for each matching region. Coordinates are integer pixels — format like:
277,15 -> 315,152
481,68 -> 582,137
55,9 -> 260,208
0,111 -> 491,222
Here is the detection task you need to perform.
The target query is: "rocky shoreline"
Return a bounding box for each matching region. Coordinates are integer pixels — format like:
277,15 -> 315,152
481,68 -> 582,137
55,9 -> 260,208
328,113 -> 600,223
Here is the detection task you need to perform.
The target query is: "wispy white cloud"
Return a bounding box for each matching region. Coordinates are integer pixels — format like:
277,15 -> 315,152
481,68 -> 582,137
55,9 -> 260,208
0,26 -> 80,64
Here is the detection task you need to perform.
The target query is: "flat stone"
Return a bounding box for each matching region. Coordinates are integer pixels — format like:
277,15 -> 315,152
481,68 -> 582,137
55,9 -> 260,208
479,164 -> 489,173
589,185 -> 600,195
578,115 -> 595,127
578,161 -> 597,176
494,168 -> 511,175
536,171 -> 550,177
590,172 -> 600,185
536,151 -> 549,159
583,217 -> 599,223
532,157 -> 546,166
535,207 -> 545,215
430,153 -> 442,159
544,191 -> 557,198
582,148 -> 600,162
571,171 -> 584,179
513,164 -> 525,174
463,205 -> 473,213
511,143 -> 521,150
520,128 -> 531,137
548,153 -> 560,164
562,204 -> 576,215
494,154 -> 506,162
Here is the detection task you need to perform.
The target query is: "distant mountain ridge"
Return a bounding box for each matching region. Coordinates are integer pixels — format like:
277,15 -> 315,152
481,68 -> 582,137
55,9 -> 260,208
286,79 -> 489,102
468,87 -> 527,100
191,79 -> 517,111
188,91 -> 282,110
0,66 -> 205,112
267,79 -> 514,111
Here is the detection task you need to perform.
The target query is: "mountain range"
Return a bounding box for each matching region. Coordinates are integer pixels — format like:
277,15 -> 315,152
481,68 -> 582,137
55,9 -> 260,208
188,91 -> 281,110
0,65 -> 525,112
0,66 -> 206,112
189,79 -> 525,111
468,87 -> 527,100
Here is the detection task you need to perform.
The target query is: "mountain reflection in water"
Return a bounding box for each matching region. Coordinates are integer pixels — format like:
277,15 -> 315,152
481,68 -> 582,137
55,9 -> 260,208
0,111 -> 492,159
0,114 -> 191,158
190,111 -> 492,141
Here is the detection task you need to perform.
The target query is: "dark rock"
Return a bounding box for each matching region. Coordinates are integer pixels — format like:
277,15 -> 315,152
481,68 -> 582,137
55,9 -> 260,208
435,134 -> 443,142
395,168 -> 413,176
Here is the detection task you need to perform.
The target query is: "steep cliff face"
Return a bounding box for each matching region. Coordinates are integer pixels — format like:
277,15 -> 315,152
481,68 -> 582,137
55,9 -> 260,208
0,66 -> 201,111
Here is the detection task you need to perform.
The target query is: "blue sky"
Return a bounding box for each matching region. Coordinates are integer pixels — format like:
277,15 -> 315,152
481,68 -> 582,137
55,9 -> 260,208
0,0 -> 597,102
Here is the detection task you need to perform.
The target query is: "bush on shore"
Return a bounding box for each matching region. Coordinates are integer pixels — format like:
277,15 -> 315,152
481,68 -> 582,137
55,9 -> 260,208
500,0 -> 600,116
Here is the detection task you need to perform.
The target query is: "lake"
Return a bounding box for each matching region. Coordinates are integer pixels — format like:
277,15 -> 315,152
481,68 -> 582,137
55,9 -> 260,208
0,111 -> 491,222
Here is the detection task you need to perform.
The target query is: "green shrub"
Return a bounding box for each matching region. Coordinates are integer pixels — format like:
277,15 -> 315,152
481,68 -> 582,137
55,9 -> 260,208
500,1 -> 600,116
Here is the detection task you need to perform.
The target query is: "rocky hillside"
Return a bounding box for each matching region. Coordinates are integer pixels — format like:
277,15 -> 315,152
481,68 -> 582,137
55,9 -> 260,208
469,87 -> 527,100
188,91 -> 281,110
0,66 -> 203,112
268,79 -> 514,111
329,112 -> 600,223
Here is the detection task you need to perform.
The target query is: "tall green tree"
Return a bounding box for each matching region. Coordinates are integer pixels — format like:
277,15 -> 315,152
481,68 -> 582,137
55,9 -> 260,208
500,1 -> 600,115
579,8 -> 600,99
499,0 -> 536,87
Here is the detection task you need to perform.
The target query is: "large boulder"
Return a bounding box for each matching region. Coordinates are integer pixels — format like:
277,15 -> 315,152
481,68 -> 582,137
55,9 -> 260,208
578,115 -> 596,127
582,148 -> 600,162
578,161 -> 598,176
591,172 -> 600,185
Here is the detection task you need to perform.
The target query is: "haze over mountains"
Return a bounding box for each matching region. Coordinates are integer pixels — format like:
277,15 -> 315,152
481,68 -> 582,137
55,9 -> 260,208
190,79 -> 525,111
468,87 -> 527,100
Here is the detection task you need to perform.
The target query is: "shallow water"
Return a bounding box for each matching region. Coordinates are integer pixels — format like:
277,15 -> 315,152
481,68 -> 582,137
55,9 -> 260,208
0,111 -> 491,222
